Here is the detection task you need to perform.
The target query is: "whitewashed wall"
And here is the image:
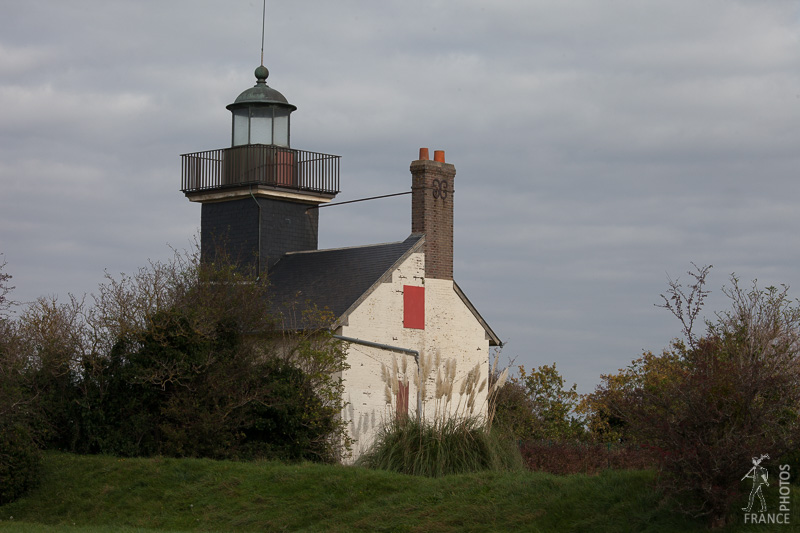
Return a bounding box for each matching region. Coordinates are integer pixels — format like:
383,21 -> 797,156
339,252 -> 491,460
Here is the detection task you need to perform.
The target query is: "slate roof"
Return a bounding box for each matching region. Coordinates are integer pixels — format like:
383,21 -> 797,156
267,234 -> 424,327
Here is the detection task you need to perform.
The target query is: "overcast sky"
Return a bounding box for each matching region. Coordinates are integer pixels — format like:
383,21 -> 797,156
2,1 -> 799,393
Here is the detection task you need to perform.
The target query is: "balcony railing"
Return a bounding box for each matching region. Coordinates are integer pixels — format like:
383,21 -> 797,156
181,145 -> 340,196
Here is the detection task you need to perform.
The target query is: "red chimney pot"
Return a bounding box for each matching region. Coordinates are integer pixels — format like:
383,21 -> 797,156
419,148 -> 429,160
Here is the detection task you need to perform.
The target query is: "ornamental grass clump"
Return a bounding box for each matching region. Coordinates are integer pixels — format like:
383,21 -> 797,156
358,353 -> 521,476
357,416 -> 521,477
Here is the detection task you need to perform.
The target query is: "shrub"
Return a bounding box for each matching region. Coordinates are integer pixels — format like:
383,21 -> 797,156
14,295 -> 91,452
0,260 -> 42,504
490,369 -> 537,440
778,448 -> 800,485
509,363 -> 584,441
0,418 -> 41,505
73,288 -> 348,461
6,246 -> 349,463
591,265 -> 800,527
519,440 -> 656,475
238,357 -> 345,462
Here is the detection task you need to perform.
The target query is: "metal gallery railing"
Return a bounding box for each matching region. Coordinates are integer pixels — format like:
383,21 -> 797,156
181,144 -> 340,196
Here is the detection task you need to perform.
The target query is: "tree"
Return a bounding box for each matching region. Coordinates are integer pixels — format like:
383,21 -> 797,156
0,257 -> 42,504
590,265 -> 800,527
490,373 -> 536,440
494,363 -> 584,441
77,248 -> 350,461
0,254 -> 13,318
516,363 -> 584,440
7,245 -> 350,462
579,348 -> 684,444
14,295 -> 92,450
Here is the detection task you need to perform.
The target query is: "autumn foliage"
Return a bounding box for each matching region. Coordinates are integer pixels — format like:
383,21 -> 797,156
584,265 -> 800,527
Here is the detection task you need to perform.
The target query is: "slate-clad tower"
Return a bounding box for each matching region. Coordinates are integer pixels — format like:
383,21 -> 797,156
180,64 -> 340,273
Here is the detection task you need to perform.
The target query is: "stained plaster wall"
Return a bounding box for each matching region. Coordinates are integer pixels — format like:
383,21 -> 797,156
339,252 -> 490,460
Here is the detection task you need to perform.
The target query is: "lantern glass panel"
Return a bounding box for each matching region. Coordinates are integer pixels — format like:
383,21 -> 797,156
232,109 -> 249,146
250,107 -> 273,145
273,109 -> 290,147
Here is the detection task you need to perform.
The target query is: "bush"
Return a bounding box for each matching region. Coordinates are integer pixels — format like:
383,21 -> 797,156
778,448 -> 800,486
590,265 -> 800,527
490,371 -> 537,440
357,417 -> 522,476
5,247 -> 349,463
71,281 -> 347,461
508,363 -> 584,441
0,259 -> 42,504
520,440 -> 656,475
237,357 -> 345,462
0,418 -> 41,505
13,295 -> 90,452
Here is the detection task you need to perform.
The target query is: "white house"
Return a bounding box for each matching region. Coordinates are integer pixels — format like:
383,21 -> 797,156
181,64 -> 500,459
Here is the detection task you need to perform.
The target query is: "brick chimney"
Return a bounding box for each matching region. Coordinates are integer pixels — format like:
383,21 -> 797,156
411,148 -> 456,280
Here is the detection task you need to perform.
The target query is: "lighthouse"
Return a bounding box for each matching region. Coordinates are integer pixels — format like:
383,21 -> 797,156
180,64 -> 340,273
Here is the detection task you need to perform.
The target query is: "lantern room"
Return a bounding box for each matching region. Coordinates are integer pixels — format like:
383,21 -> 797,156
227,65 -> 296,147
180,63 -> 339,202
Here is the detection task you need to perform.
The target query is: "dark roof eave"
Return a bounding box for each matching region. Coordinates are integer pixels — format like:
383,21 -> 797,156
334,234 -> 426,328
267,234 -> 425,328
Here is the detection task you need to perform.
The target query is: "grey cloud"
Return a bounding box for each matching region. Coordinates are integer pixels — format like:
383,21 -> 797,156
2,1 -> 799,393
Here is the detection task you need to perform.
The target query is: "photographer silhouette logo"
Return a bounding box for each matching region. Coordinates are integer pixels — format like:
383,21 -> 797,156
742,454 -> 770,513
742,453 -> 791,525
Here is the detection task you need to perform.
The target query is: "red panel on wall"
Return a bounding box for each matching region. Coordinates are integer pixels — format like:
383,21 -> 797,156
403,285 -> 425,329
275,150 -> 295,187
397,380 -> 409,420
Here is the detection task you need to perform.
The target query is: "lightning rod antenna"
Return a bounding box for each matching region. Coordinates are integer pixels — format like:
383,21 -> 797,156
260,0 -> 266,66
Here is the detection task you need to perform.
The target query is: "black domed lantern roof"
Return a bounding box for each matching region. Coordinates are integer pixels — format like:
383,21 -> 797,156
226,65 -> 296,148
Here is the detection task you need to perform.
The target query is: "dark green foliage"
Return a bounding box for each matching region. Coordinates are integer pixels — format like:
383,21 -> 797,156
0,418 -> 41,505
0,247 -> 348,468
9,295 -> 92,455
63,307 -> 345,462
357,417 -> 523,477
29,365 -> 80,452
491,361 -> 586,449
0,261 -> 41,504
514,363 -> 584,441
490,376 -> 537,440
129,310 -> 244,458
778,448 -> 800,485
65,338 -> 160,456
241,357 -> 342,462
0,334 -> 42,505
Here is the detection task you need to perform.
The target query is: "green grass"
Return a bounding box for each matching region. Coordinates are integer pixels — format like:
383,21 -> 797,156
0,452 -> 798,532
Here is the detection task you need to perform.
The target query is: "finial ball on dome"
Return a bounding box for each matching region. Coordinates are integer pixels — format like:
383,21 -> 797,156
255,65 -> 269,82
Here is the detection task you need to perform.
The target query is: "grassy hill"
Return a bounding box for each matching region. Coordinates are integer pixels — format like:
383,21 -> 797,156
0,452 -> 797,532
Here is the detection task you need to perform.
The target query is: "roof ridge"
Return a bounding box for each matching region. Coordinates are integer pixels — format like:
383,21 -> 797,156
285,235 -> 421,255
335,236 -> 426,327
